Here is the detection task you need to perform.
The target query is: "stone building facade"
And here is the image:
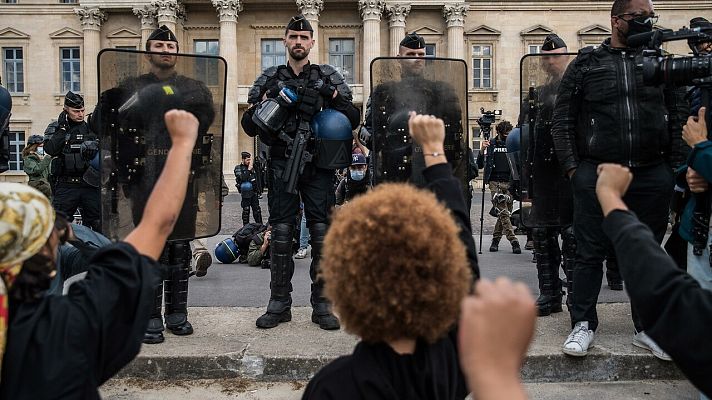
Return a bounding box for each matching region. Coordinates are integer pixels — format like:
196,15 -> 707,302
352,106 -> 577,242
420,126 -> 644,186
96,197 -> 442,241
0,0 -> 708,182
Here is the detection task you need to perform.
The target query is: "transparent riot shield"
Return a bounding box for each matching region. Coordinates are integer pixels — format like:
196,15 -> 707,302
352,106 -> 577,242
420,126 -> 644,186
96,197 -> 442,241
519,53 -> 575,228
96,49 -> 226,241
369,57 -> 469,192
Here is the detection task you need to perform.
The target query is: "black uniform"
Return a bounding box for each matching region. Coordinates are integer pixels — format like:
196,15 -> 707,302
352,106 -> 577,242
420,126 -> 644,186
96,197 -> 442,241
242,60 -> 359,329
44,106 -> 100,231
519,72 -> 576,316
109,70 -> 215,342
234,162 -> 263,225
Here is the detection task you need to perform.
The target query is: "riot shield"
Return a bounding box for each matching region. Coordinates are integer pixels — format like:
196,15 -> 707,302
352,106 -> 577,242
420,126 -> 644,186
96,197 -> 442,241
519,53 -> 575,228
97,48 -> 226,241
369,57 -> 469,192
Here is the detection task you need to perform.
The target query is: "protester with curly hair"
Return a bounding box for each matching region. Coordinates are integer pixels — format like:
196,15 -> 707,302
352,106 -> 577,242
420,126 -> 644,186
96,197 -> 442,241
302,113 -> 477,400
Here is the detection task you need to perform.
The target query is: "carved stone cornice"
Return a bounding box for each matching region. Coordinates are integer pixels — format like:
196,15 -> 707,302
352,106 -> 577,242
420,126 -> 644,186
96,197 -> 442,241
358,0 -> 385,22
443,3 -> 467,28
74,7 -> 107,31
296,0 -> 323,21
151,0 -> 185,25
133,5 -> 157,29
386,3 -> 410,28
211,0 -> 242,23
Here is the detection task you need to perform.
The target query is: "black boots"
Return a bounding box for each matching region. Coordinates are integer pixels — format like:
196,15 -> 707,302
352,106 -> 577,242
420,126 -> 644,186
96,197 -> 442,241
308,223 -> 340,330
512,240 -> 522,254
144,241 -> 194,344
256,224 -> 295,329
533,228 -> 563,316
489,238 -> 500,252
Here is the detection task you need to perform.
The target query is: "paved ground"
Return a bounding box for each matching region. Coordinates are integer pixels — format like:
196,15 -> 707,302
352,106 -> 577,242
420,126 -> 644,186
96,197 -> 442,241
116,304 -> 683,383
196,192 -> 629,307
102,379 -> 698,399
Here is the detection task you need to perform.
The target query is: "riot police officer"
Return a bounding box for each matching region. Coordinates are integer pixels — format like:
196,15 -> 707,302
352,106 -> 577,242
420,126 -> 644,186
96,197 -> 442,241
241,15 -> 360,330
97,25 -> 216,344
234,151 -> 263,225
517,34 -> 575,316
44,91 -> 101,231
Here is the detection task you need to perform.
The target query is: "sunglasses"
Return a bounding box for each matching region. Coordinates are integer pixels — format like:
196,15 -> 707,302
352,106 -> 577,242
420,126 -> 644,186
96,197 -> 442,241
616,12 -> 659,25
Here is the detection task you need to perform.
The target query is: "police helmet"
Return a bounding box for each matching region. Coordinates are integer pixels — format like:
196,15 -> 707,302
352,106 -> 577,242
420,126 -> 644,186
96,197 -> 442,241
311,109 -> 353,169
214,238 -> 240,264
240,181 -> 253,192
506,127 -> 521,153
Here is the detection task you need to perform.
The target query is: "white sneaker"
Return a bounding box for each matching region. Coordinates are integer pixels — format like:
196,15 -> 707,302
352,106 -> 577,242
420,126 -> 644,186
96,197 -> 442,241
295,248 -> 308,259
562,321 -> 595,357
633,331 -> 672,361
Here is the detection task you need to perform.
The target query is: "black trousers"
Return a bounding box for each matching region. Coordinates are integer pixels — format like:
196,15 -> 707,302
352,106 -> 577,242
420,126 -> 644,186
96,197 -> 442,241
52,181 -> 101,232
267,158 -> 334,226
570,161 -> 672,332
241,194 -> 262,225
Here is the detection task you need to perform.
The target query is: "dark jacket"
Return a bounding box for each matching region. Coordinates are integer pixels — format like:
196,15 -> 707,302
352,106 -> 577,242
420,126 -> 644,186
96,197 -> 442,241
676,140 -> 712,243
476,136 -> 509,184
602,210 -> 712,397
552,39 -> 689,175
335,173 -> 369,205
234,163 -> 258,198
1,243 -> 163,400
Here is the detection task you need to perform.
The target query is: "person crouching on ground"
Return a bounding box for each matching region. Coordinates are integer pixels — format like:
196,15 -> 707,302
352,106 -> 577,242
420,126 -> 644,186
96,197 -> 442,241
0,110 -> 199,399
302,113 -> 474,399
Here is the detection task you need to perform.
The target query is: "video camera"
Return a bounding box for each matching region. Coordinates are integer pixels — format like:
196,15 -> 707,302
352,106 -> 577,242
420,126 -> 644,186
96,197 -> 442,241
630,27 -> 712,87
477,108 -> 502,140
632,26 -> 712,256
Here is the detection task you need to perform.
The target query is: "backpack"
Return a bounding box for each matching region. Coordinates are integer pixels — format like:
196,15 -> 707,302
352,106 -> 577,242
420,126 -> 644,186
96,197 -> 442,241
233,223 -> 268,255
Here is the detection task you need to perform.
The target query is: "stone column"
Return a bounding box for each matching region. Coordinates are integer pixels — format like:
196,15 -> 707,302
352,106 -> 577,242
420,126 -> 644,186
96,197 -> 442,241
359,0 -> 384,112
212,0 -> 242,174
386,3 -> 410,56
74,7 -> 106,108
151,0 -> 185,44
443,3 -> 467,60
133,5 -> 157,45
296,0 -> 323,64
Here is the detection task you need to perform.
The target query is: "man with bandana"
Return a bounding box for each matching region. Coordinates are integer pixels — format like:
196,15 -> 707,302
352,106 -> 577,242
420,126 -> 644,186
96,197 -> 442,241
552,0 -> 688,358
241,16 -> 360,330
98,25 -> 215,343
0,109 -> 200,399
43,91 -> 101,232
517,34 -> 576,316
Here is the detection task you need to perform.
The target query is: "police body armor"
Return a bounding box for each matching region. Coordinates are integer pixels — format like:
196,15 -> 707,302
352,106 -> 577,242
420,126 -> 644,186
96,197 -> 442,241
96,49 -> 226,241
369,57 -> 468,194
247,64 -> 353,172
519,53 -> 576,228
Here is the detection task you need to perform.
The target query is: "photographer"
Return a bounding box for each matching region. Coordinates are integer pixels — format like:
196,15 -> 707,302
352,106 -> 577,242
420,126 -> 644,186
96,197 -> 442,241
21,135 -> 52,200
335,152 -> 370,205
552,0 -> 688,359
43,92 -> 101,232
247,225 -> 272,269
477,120 -> 521,254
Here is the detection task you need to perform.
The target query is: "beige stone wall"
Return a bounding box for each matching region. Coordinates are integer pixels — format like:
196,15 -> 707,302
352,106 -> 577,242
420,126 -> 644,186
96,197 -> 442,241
1,0 -> 710,179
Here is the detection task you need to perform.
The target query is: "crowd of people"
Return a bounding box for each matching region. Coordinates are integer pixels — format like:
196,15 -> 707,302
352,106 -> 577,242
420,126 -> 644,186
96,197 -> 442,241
1,1 -> 712,399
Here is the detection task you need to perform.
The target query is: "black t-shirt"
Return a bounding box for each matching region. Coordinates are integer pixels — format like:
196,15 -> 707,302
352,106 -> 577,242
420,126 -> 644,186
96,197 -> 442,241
302,331 -> 468,400
1,242 -> 163,400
